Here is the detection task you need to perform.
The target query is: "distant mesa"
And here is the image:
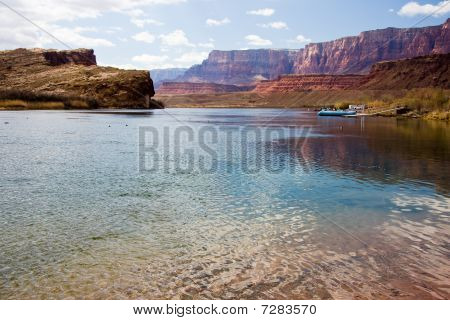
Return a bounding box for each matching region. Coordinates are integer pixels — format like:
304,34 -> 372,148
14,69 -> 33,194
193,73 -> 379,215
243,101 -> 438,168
157,82 -> 255,95
176,49 -> 298,85
0,48 -> 160,109
151,68 -> 188,89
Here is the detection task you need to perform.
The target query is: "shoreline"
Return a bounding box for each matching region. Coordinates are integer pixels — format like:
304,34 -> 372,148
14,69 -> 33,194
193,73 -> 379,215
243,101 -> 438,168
1,104 -> 448,121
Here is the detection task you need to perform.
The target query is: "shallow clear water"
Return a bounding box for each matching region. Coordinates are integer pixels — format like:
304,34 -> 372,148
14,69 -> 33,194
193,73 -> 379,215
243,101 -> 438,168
0,109 -> 449,299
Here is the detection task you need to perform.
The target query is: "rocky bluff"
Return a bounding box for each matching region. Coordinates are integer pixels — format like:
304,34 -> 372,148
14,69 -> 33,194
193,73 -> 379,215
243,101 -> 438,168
293,18 -> 449,74
0,48 -> 157,108
253,53 -> 450,93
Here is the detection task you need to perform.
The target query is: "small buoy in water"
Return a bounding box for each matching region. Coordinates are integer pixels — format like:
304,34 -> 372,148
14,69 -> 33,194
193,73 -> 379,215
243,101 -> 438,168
125,124 -> 128,126
4,122 -> 9,124
108,125 -> 111,127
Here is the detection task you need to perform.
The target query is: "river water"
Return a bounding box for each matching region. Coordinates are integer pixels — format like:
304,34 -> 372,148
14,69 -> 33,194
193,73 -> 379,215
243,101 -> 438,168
0,109 -> 448,299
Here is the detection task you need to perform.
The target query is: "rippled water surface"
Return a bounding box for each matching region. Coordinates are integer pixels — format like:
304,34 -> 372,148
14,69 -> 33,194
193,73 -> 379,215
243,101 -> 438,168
0,109 -> 449,299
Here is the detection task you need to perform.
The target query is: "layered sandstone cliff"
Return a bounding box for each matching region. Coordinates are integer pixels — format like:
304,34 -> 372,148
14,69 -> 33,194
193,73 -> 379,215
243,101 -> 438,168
293,18 -> 449,74
254,75 -> 365,93
177,49 -> 299,85
358,53 -> 450,89
157,82 -> 254,94
176,19 -> 449,85
0,48 -> 158,108
253,53 -> 450,93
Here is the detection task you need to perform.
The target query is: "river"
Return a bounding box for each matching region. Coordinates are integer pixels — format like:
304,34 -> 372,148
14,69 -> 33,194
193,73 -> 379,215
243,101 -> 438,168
0,109 -> 448,299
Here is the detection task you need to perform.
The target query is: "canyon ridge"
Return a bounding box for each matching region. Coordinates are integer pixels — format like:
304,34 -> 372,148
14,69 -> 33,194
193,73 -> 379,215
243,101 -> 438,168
170,18 -> 449,89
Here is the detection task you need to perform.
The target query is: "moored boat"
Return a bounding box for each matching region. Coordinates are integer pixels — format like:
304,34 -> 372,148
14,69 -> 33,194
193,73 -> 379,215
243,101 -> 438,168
318,109 -> 357,116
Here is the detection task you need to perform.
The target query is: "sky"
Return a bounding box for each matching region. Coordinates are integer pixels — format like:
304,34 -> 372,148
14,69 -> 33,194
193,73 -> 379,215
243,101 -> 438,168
0,0 -> 449,70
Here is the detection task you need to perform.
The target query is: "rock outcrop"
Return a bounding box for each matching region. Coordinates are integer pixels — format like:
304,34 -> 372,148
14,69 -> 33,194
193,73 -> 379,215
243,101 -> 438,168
0,48 -> 157,108
176,19 -> 449,85
177,49 -> 299,85
254,75 -> 365,93
157,82 -> 254,94
252,53 -> 450,93
293,18 -> 449,74
358,53 -> 450,89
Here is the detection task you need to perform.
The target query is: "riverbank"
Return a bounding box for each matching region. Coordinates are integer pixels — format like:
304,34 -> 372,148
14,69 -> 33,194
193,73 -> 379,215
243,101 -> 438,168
156,88 -> 449,120
2,88 -> 447,121
0,89 -> 165,110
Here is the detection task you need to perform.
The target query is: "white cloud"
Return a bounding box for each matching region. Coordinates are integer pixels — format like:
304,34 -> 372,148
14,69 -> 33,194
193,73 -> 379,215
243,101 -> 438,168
389,8 -> 395,13
174,51 -> 209,66
0,0 -> 184,49
132,31 -> 155,43
398,1 -> 450,17
159,29 -> 194,47
258,21 -> 288,29
246,8 -> 275,16
100,62 -> 140,70
73,26 -> 98,33
122,8 -> 146,17
245,35 -> 272,46
105,26 -> 123,34
132,54 -> 174,69
0,21 -> 115,49
206,18 -> 231,26
2,1 -> 187,23
51,27 -> 115,47
291,34 -> 312,44
131,18 -> 164,27
131,50 -> 207,69
198,42 -> 215,49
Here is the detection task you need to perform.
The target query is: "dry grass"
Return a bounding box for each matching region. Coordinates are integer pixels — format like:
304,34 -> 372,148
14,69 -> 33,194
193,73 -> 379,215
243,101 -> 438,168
28,102 -> 65,109
0,89 -> 98,110
0,99 -> 65,109
423,110 -> 450,121
0,100 -> 28,109
65,100 -> 90,108
157,88 -> 449,120
363,88 -> 449,118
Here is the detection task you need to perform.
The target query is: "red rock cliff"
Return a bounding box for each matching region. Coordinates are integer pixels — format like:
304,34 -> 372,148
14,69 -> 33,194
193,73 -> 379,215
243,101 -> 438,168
177,49 -> 299,85
293,19 -> 449,74
358,53 -> 450,89
253,53 -> 450,93
176,19 -> 449,85
158,82 -> 254,94
254,75 -> 365,93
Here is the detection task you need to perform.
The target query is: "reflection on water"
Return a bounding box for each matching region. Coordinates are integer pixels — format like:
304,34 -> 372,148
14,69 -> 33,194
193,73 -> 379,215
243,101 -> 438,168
0,109 -> 449,299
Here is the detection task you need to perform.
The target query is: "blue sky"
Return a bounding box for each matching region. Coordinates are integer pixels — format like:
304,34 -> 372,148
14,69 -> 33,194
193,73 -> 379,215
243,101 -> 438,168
0,0 -> 449,70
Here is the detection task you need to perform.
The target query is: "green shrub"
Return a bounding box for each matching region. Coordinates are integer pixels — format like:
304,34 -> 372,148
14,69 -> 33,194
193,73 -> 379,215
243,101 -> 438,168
335,101 -> 353,110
